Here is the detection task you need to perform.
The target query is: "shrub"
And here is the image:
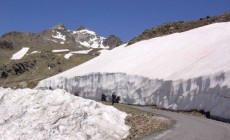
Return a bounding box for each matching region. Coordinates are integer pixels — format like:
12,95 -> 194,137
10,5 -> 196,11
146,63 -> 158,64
77,25 -> 86,31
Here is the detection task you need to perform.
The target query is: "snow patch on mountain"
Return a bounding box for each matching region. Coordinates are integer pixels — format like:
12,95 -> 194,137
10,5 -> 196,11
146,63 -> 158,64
11,47 -> 30,60
64,49 -> 93,59
64,53 -> 73,59
70,49 -> 93,54
71,29 -> 107,49
52,31 -> 66,41
79,41 -> 91,47
52,49 -> 69,53
0,88 -> 129,140
30,51 -> 41,54
77,29 -> 97,35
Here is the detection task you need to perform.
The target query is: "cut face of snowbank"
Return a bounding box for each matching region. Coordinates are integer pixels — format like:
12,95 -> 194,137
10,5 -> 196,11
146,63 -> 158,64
11,47 -> 29,60
0,88 -> 129,140
36,72 -> 230,121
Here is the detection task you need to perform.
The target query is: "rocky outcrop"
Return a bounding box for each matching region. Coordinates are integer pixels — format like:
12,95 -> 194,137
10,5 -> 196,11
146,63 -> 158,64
0,39 -> 13,50
51,23 -> 67,30
0,60 -> 37,78
103,35 -> 123,49
18,81 -> 28,88
1,23 -> 123,50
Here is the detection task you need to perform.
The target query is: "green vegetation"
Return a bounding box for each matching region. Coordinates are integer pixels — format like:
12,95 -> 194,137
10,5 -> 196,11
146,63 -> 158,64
77,25 -> 86,31
0,49 -> 100,88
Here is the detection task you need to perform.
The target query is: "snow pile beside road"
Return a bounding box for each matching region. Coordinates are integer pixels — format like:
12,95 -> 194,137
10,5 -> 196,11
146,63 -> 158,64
0,88 -> 129,140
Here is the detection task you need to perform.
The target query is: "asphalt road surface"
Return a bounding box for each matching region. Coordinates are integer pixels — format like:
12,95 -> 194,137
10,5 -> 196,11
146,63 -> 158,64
131,106 -> 230,140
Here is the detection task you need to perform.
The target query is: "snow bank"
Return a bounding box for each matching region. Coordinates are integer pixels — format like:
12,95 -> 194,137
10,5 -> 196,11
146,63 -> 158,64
0,88 -> 129,140
11,47 -> 29,60
37,22 -> 230,120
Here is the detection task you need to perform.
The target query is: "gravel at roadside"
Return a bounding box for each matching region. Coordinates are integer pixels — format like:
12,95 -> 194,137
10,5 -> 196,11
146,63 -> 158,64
100,102 -> 172,140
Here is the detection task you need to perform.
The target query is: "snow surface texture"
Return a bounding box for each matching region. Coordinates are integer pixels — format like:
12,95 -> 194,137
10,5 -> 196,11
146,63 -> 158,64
11,47 -> 30,60
37,22 -> 230,120
0,88 -> 129,140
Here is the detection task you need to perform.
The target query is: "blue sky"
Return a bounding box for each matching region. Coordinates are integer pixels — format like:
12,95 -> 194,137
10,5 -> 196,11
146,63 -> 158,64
0,0 -> 229,41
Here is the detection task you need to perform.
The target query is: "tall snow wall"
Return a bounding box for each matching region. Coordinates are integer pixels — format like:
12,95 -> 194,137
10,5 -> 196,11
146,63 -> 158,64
36,72 -> 230,121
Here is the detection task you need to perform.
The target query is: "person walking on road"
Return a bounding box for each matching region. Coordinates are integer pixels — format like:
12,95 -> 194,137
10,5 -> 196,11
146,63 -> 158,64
112,92 -> 116,105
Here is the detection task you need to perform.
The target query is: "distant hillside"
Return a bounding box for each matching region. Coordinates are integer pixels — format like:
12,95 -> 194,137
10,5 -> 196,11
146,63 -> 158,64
128,12 -> 230,45
0,24 -> 122,88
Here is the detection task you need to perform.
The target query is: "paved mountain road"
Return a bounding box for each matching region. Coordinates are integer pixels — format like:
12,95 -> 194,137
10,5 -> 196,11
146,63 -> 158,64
130,106 -> 230,140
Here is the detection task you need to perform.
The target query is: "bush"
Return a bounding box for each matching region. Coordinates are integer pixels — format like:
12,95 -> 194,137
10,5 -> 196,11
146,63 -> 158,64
77,25 -> 86,31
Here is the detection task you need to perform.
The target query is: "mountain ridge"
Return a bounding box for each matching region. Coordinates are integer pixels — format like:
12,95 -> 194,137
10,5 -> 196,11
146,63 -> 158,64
128,12 -> 230,45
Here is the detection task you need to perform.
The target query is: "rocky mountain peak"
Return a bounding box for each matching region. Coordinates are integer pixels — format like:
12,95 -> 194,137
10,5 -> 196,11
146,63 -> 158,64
76,25 -> 86,31
51,23 -> 67,30
103,35 -> 123,49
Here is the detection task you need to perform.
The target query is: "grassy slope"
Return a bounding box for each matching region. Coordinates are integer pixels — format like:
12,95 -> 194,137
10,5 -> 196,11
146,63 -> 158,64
128,12 -> 230,45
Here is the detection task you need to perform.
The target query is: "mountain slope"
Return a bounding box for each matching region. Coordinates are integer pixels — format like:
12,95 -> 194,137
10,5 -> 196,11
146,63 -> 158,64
0,24 -> 123,87
37,22 -> 230,121
128,12 -> 230,45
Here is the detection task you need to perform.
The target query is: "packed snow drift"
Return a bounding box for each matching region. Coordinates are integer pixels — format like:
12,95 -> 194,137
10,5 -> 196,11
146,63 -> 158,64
0,88 -> 129,140
37,22 -> 230,120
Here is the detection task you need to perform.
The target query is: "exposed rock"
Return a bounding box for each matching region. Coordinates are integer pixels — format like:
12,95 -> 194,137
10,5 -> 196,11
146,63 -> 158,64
103,35 -> 123,49
0,60 -> 37,77
18,81 -> 28,88
51,23 -> 67,30
0,70 -> 8,79
0,39 -> 13,50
